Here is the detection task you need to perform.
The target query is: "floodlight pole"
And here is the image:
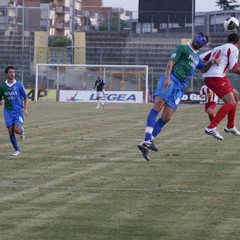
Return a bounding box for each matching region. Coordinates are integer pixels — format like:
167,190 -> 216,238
192,0 -> 195,39
21,0 -> 25,83
190,0 -> 195,91
70,0 -> 75,64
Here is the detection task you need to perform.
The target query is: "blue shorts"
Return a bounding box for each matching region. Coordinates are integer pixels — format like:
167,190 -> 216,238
4,109 -> 24,128
154,74 -> 184,111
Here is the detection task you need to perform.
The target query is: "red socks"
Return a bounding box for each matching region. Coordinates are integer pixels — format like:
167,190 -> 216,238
227,105 -> 237,128
208,102 -> 235,128
208,113 -> 215,122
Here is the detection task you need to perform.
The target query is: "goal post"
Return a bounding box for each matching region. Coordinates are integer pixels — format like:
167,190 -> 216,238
35,64 -> 149,103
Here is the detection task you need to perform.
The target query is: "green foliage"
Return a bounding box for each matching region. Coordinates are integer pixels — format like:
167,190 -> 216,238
99,15 -> 128,31
48,37 -> 72,47
216,0 -> 240,10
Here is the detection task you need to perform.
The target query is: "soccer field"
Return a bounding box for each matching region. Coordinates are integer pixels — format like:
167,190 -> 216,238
0,101 -> 240,240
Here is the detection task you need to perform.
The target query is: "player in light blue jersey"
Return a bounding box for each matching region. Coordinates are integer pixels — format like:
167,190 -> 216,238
0,65 -> 28,156
137,33 -> 219,161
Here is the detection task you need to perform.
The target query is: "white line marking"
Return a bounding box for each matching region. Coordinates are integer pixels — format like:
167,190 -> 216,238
1,184 -> 240,195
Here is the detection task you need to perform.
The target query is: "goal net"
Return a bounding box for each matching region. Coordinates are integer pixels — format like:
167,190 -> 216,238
35,64 -> 149,104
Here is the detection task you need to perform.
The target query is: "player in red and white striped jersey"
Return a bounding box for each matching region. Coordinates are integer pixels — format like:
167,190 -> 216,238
200,33 -> 240,140
200,85 -> 218,122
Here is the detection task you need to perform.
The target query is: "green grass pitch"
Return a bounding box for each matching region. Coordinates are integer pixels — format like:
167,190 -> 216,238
0,101 -> 240,240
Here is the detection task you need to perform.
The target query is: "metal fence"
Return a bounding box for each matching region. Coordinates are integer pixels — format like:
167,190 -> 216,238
0,7 -> 240,93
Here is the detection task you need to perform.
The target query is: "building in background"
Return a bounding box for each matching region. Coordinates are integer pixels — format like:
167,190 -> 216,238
0,0 -> 83,37
138,0 -> 193,33
82,0 -> 112,31
0,0 -> 239,93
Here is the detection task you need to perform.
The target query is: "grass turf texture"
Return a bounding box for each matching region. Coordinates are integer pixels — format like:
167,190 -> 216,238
0,102 -> 240,240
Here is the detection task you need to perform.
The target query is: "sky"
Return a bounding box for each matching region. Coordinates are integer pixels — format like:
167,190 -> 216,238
102,0 -> 240,12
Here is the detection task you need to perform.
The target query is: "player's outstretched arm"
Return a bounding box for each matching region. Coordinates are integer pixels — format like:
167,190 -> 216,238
230,67 -> 240,75
201,59 -> 219,73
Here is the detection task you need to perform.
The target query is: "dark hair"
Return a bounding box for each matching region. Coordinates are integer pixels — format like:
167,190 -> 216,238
5,65 -> 15,74
228,33 -> 239,43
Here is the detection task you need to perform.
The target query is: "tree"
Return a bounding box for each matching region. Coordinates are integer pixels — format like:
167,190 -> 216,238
99,15 -> 127,31
216,0 -> 240,10
48,37 -> 71,47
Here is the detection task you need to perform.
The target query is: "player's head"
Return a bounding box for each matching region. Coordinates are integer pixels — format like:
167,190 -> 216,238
5,65 -> 15,80
192,32 -> 209,50
228,32 -> 240,44
5,65 -> 15,74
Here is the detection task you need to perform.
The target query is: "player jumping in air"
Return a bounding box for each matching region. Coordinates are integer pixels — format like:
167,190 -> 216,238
0,65 -> 28,156
137,33 -> 218,161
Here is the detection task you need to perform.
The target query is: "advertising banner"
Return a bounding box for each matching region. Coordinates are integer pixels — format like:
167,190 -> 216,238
181,92 -> 223,104
59,90 -> 144,103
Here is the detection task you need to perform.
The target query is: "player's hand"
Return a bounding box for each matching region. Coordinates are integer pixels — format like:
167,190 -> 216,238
164,78 -> 171,89
211,59 -> 220,66
22,108 -> 29,116
102,90 -> 105,94
91,89 -> 95,93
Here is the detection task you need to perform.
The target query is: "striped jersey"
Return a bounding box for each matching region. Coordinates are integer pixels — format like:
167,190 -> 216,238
200,85 -> 218,103
201,43 -> 239,78
0,79 -> 28,110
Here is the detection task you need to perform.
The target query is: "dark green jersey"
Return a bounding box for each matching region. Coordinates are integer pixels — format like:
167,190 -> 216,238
170,44 -> 204,87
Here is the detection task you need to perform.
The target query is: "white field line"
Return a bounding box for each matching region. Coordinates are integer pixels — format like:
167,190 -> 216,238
0,184 -> 240,195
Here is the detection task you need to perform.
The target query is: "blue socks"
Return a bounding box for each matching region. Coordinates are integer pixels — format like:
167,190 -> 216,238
144,108 -> 166,141
10,135 -> 19,151
144,109 -> 158,141
152,118 -> 166,138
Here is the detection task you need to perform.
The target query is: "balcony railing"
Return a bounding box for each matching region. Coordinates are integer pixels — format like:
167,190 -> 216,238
55,21 -> 69,29
55,5 -> 64,14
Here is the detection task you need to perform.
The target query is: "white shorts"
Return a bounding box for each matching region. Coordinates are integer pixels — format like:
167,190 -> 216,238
96,91 -> 103,98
